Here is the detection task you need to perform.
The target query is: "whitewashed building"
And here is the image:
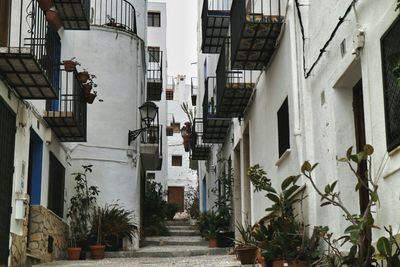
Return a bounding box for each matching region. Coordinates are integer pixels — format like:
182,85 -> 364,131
195,0 -> 400,244
0,0 -> 159,266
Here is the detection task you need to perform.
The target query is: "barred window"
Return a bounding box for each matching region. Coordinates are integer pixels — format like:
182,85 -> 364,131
148,12 -> 160,27
148,47 -> 160,63
48,153 -> 65,218
381,17 -> 400,151
277,97 -> 290,158
166,126 -> 174,136
166,89 -> 174,100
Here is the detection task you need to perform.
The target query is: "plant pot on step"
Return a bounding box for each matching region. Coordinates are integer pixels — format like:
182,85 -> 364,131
208,238 -> 217,248
67,247 -> 81,260
256,247 -> 266,267
90,244 -> 106,260
236,246 -> 257,265
37,0 -> 53,12
46,10 -> 62,31
79,71 -> 90,83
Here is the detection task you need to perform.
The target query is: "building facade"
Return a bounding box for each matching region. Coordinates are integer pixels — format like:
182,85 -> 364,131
0,0 -> 162,266
195,0 -> 400,242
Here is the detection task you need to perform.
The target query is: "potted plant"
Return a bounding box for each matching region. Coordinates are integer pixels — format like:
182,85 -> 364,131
234,222 -> 257,265
37,0 -> 53,12
67,165 -> 100,260
85,91 -> 97,104
62,58 -> 80,72
89,207 -> 106,259
197,211 -> 219,248
78,71 -> 90,83
46,8 -> 62,31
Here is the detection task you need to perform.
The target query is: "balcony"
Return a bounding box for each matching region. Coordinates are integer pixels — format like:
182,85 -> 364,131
140,125 -> 163,171
147,49 -> 163,101
190,118 -> 211,160
202,77 -> 231,143
230,0 -> 284,70
216,38 -> 255,117
91,0 -> 138,34
43,66 -> 87,142
0,1 -> 60,99
54,0 -> 90,30
191,77 -> 198,106
201,0 -> 232,54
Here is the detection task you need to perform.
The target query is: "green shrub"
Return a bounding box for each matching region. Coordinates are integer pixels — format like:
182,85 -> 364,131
165,203 -> 180,220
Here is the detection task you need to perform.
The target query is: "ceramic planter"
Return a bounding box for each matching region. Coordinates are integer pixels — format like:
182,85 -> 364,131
208,238 -> 217,248
82,84 -> 92,95
85,93 -> 97,104
89,244 -> 105,260
67,247 -> 81,260
63,60 -> 77,72
46,10 -> 62,31
79,71 -> 90,83
236,246 -> 257,265
37,0 -> 53,12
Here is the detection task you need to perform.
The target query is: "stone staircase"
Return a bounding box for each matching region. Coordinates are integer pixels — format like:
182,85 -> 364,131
133,220 -> 231,258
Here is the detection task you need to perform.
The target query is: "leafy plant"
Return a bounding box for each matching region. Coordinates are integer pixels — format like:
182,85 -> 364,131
375,226 -> 400,267
197,211 -> 220,240
67,165 -> 100,246
235,222 -> 257,247
143,181 -> 168,236
181,102 -> 195,125
211,166 -> 234,230
185,186 -> 200,219
90,203 -> 138,250
247,164 -> 271,192
165,203 -> 180,220
397,0 -> 400,11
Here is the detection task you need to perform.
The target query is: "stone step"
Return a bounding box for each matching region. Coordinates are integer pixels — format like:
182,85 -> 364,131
144,236 -> 208,246
104,246 -> 231,258
166,220 -> 191,226
167,225 -> 197,231
169,229 -> 200,236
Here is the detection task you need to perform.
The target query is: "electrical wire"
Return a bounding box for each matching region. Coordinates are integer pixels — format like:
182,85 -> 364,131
294,0 -> 358,79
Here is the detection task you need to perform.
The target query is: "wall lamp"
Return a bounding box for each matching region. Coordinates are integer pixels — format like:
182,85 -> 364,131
128,101 -> 158,145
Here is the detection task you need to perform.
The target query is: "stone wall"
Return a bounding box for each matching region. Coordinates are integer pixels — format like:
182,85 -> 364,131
28,206 -> 68,263
10,198 -> 29,267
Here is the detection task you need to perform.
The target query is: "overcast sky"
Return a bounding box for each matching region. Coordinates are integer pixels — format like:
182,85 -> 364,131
151,0 -> 198,80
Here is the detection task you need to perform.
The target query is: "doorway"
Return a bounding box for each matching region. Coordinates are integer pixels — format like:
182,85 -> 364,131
168,186 -> 184,212
0,97 -> 16,267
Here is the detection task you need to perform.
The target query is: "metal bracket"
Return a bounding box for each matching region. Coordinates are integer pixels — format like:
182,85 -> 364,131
128,128 -> 146,145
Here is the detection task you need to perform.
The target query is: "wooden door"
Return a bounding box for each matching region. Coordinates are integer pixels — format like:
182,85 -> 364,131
168,186 -> 184,212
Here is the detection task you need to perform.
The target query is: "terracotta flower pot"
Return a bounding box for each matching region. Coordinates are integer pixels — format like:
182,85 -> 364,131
46,10 -> 62,31
236,246 -> 257,265
37,0 -> 53,12
257,248 -> 266,267
82,83 -> 92,95
63,60 -> 77,72
78,71 -> 90,83
67,247 -> 81,261
85,92 -> 97,104
89,244 -> 105,260
208,238 -> 217,248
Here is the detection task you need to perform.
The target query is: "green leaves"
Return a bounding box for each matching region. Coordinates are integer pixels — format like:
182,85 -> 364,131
377,236 -> 392,257
248,164 -> 271,192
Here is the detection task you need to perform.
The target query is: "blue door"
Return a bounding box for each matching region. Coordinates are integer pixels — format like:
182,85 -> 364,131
28,130 -> 43,205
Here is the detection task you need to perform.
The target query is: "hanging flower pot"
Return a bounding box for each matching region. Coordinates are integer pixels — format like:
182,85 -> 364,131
37,0 -> 53,12
82,83 -> 92,95
85,92 -> 97,104
62,59 -> 79,72
78,71 -> 90,83
46,10 -> 62,31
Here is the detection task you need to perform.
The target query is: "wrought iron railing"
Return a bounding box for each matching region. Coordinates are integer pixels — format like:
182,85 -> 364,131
166,76 -> 175,90
147,49 -> 163,82
91,0 -> 138,34
191,77 -> 198,106
231,0 -> 284,66
45,67 -> 87,136
140,125 -> 163,157
3,0 -> 61,90
202,0 -> 232,15
203,76 -> 218,120
191,118 -> 208,149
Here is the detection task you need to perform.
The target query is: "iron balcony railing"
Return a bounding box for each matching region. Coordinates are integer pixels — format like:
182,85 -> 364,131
230,0 -> 285,70
216,37 -> 255,117
141,125 -> 163,158
190,118 -> 211,160
44,66 -> 87,142
54,0 -> 91,30
91,0 -> 138,34
201,0 -> 232,53
191,77 -> 198,106
0,0 -> 61,99
203,76 -> 218,120
166,76 -> 175,91
147,49 -> 163,101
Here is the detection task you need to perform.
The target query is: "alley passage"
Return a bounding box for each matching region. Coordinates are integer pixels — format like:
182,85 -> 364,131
35,220 -> 240,267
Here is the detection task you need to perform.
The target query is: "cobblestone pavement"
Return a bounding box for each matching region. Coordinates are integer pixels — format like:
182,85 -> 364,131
35,255 -> 241,267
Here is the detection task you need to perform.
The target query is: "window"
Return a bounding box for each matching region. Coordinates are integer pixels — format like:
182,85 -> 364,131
277,97 -> 290,158
47,153 -> 65,218
381,18 -> 400,151
166,126 -> 174,136
171,122 -> 181,133
148,46 -> 160,62
166,89 -> 174,100
148,12 -> 160,27
147,173 -> 155,180
172,155 -> 182,166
